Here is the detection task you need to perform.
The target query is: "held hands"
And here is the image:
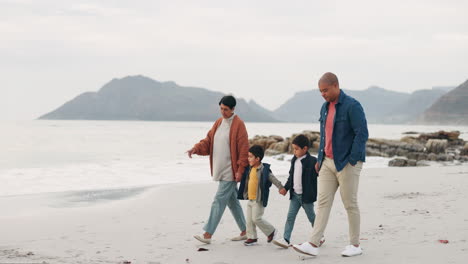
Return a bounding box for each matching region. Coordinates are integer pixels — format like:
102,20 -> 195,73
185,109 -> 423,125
235,172 -> 242,182
279,188 -> 287,196
315,162 -> 319,173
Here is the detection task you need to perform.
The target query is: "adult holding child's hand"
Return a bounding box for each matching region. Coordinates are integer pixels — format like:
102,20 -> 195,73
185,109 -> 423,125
188,95 -> 249,244
279,188 -> 287,196
292,72 -> 369,258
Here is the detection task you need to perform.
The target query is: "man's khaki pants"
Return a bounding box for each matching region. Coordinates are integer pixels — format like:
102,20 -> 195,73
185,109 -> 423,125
310,157 -> 362,246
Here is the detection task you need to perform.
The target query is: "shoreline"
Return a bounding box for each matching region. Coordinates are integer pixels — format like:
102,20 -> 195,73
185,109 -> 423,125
0,156 -> 398,199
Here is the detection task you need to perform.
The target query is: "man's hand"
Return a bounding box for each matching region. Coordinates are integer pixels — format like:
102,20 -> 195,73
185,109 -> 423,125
279,188 -> 287,196
186,148 -> 196,158
235,172 -> 242,182
315,162 -> 320,173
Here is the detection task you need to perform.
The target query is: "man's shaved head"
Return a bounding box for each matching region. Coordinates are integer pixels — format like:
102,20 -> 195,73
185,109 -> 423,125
318,72 -> 341,102
318,72 -> 339,86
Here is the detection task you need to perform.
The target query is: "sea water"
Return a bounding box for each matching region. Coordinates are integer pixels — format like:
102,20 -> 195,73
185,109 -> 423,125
0,120 -> 467,196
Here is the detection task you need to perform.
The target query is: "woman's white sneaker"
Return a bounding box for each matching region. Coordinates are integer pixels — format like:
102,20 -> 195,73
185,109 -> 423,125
231,234 -> 247,241
193,235 -> 211,244
341,245 -> 363,257
272,238 -> 290,249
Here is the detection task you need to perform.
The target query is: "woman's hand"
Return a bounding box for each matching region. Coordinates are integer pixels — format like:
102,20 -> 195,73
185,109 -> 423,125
186,148 -> 196,158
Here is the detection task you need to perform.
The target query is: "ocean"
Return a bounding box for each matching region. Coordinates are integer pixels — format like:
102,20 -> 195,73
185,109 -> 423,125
1,120 -> 467,197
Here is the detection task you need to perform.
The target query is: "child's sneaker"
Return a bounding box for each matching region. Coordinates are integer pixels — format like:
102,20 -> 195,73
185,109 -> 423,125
243,239 -> 258,246
267,229 -> 276,243
272,238 -> 290,249
341,245 -> 362,257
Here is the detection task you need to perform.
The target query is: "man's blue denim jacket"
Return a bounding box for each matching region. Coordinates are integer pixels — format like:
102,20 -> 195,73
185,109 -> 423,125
317,90 -> 369,172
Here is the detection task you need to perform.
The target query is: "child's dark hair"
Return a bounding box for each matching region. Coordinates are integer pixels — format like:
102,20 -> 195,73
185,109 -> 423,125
219,95 -> 236,109
249,145 -> 264,161
292,134 -> 310,149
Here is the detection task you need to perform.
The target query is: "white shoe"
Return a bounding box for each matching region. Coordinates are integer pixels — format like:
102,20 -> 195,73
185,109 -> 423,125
194,235 -> 211,244
341,245 -> 363,257
231,234 -> 247,241
272,238 -> 290,249
292,242 -> 319,256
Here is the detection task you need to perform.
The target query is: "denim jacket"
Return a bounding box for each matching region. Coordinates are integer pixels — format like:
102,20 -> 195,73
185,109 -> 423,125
317,90 -> 369,172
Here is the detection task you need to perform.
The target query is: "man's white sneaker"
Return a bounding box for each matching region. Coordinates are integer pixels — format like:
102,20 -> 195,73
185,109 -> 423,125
341,245 -> 363,257
292,242 -> 319,256
194,235 -> 211,244
272,238 -> 290,249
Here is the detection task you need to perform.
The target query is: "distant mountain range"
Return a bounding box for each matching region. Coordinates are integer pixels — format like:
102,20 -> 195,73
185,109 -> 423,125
39,75 -> 467,124
39,76 -> 277,122
272,85 -> 451,124
419,80 -> 468,125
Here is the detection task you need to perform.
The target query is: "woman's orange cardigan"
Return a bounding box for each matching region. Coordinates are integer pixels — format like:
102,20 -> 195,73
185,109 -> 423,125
192,115 -> 249,180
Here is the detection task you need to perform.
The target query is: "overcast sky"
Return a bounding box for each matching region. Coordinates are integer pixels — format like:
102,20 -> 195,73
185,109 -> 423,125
2,0 -> 467,120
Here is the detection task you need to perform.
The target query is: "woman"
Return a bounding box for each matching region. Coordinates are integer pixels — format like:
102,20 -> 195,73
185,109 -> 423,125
187,95 -> 249,244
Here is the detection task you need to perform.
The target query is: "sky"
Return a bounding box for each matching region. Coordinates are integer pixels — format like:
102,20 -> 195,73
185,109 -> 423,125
1,0 -> 467,120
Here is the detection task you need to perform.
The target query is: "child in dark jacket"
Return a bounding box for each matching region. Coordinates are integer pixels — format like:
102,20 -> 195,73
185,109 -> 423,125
238,145 -> 285,246
273,134 -> 325,248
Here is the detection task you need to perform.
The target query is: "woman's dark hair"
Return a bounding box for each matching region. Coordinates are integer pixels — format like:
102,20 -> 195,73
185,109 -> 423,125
249,145 -> 264,161
292,134 -> 310,149
219,95 -> 236,109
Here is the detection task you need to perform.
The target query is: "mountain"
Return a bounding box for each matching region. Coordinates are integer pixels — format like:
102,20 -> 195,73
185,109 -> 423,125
247,99 -> 275,118
418,80 -> 468,125
346,86 -> 409,123
39,74 -> 458,124
272,86 -> 450,124
39,75 -> 278,122
383,88 -> 448,123
273,90 -> 325,123
432,86 -> 456,92
273,86 -> 410,123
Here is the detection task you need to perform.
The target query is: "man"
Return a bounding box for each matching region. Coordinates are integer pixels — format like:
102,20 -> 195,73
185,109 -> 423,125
292,72 -> 368,257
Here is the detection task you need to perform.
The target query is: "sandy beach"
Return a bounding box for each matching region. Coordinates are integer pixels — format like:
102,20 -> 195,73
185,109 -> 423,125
0,165 -> 467,264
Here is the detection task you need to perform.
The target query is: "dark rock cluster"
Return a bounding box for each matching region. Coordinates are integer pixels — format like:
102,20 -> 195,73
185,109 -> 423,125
249,130 -> 467,167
